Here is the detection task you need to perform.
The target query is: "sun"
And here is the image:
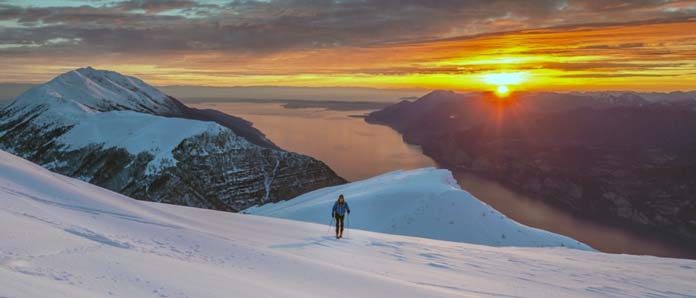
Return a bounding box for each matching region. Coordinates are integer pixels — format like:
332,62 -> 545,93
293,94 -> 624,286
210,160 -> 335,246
495,85 -> 510,97
481,72 -> 529,98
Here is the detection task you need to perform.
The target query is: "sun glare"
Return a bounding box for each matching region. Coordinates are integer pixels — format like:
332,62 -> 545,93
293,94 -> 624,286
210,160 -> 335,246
481,72 -> 529,98
495,85 -> 510,97
482,72 -> 528,85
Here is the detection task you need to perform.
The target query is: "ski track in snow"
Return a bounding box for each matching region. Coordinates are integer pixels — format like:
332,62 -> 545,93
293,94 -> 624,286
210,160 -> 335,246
1,150 -> 696,298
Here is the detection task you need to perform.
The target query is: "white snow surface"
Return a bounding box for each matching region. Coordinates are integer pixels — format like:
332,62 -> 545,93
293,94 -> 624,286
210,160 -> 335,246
246,168 -> 592,250
3,150 -> 695,298
54,110 -> 247,174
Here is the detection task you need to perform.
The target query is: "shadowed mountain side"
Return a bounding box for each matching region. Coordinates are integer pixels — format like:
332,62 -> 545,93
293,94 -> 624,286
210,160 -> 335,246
367,90 -> 696,247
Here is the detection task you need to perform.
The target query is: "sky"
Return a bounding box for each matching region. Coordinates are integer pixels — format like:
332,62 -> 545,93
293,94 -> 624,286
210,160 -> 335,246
1,0 -> 696,92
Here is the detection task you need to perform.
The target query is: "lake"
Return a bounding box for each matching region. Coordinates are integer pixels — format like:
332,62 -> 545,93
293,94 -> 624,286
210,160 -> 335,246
192,102 -> 435,181
193,101 -> 695,259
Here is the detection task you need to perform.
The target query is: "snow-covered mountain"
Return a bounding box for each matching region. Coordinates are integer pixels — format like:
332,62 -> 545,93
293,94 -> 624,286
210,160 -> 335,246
2,150 -> 695,298
0,67 -> 345,211
5,67 -> 180,121
246,168 -> 591,249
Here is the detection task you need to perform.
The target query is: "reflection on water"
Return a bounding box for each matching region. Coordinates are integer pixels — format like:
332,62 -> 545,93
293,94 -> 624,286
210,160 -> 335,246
192,102 -> 435,181
193,101 -> 694,259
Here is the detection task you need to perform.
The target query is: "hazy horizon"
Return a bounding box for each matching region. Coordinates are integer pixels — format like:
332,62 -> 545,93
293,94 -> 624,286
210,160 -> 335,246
3,79 -> 696,107
0,82 -> 428,104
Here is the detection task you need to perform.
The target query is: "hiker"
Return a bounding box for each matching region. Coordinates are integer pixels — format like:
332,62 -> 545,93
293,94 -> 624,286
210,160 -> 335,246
332,194 -> 350,239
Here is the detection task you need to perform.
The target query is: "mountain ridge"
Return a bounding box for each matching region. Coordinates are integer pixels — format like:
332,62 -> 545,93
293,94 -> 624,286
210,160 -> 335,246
246,167 -> 592,250
366,90 -> 696,248
0,67 -> 345,211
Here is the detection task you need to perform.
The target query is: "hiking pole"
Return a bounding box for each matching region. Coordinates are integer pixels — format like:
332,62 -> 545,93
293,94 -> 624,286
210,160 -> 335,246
346,213 -> 350,239
327,217 -> 334,235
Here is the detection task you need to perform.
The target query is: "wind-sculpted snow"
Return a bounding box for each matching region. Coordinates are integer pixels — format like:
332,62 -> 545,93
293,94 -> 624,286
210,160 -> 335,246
0,67 -> 344,211
246,168 -> 592,249
2,150 -> 695,298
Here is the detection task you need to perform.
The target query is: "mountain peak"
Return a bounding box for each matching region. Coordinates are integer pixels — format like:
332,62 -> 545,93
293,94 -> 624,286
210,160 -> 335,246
71,66 -> 105,78
413,89 -> 469,108
75,65 -> 96,72
12,67 -> 180,118
424,89 -> 456,97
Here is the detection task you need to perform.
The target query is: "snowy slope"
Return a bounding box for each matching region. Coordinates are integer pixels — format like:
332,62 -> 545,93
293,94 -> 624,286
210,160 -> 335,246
55,110 -> 236,174
246,168 -> 592,249
1,150 -> 695,298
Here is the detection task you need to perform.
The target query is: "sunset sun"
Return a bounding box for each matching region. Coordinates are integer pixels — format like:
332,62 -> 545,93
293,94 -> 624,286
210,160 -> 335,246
481,72 -> 529,98
495,85 -> 510,97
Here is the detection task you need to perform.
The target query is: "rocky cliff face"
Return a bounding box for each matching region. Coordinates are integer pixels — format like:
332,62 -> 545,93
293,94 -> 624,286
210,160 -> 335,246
367,90 -> 696,245
0,67 -> 345,211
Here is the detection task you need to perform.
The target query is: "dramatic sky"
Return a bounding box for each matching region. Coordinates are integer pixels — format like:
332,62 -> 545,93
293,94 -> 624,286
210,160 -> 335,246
1,0 -> 696,92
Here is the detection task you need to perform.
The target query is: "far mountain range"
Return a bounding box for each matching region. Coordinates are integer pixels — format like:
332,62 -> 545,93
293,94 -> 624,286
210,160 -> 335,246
367,90 -> 696,247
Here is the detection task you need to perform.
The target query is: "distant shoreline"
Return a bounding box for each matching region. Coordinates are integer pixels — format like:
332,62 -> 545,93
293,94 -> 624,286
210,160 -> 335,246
0,96 -> 391,112
186,98 -> 392,112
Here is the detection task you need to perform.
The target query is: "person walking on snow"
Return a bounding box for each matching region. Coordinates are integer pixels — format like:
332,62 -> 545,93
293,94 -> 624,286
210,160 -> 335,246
332,194 -> 350,239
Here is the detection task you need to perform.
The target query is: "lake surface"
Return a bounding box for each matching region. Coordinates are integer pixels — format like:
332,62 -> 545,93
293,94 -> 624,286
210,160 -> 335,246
193,101 -> 695,259
193,102 -> 435,181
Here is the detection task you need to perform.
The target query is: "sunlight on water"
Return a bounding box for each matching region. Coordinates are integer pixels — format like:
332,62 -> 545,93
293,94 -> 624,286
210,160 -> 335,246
191,102 -> 436,181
